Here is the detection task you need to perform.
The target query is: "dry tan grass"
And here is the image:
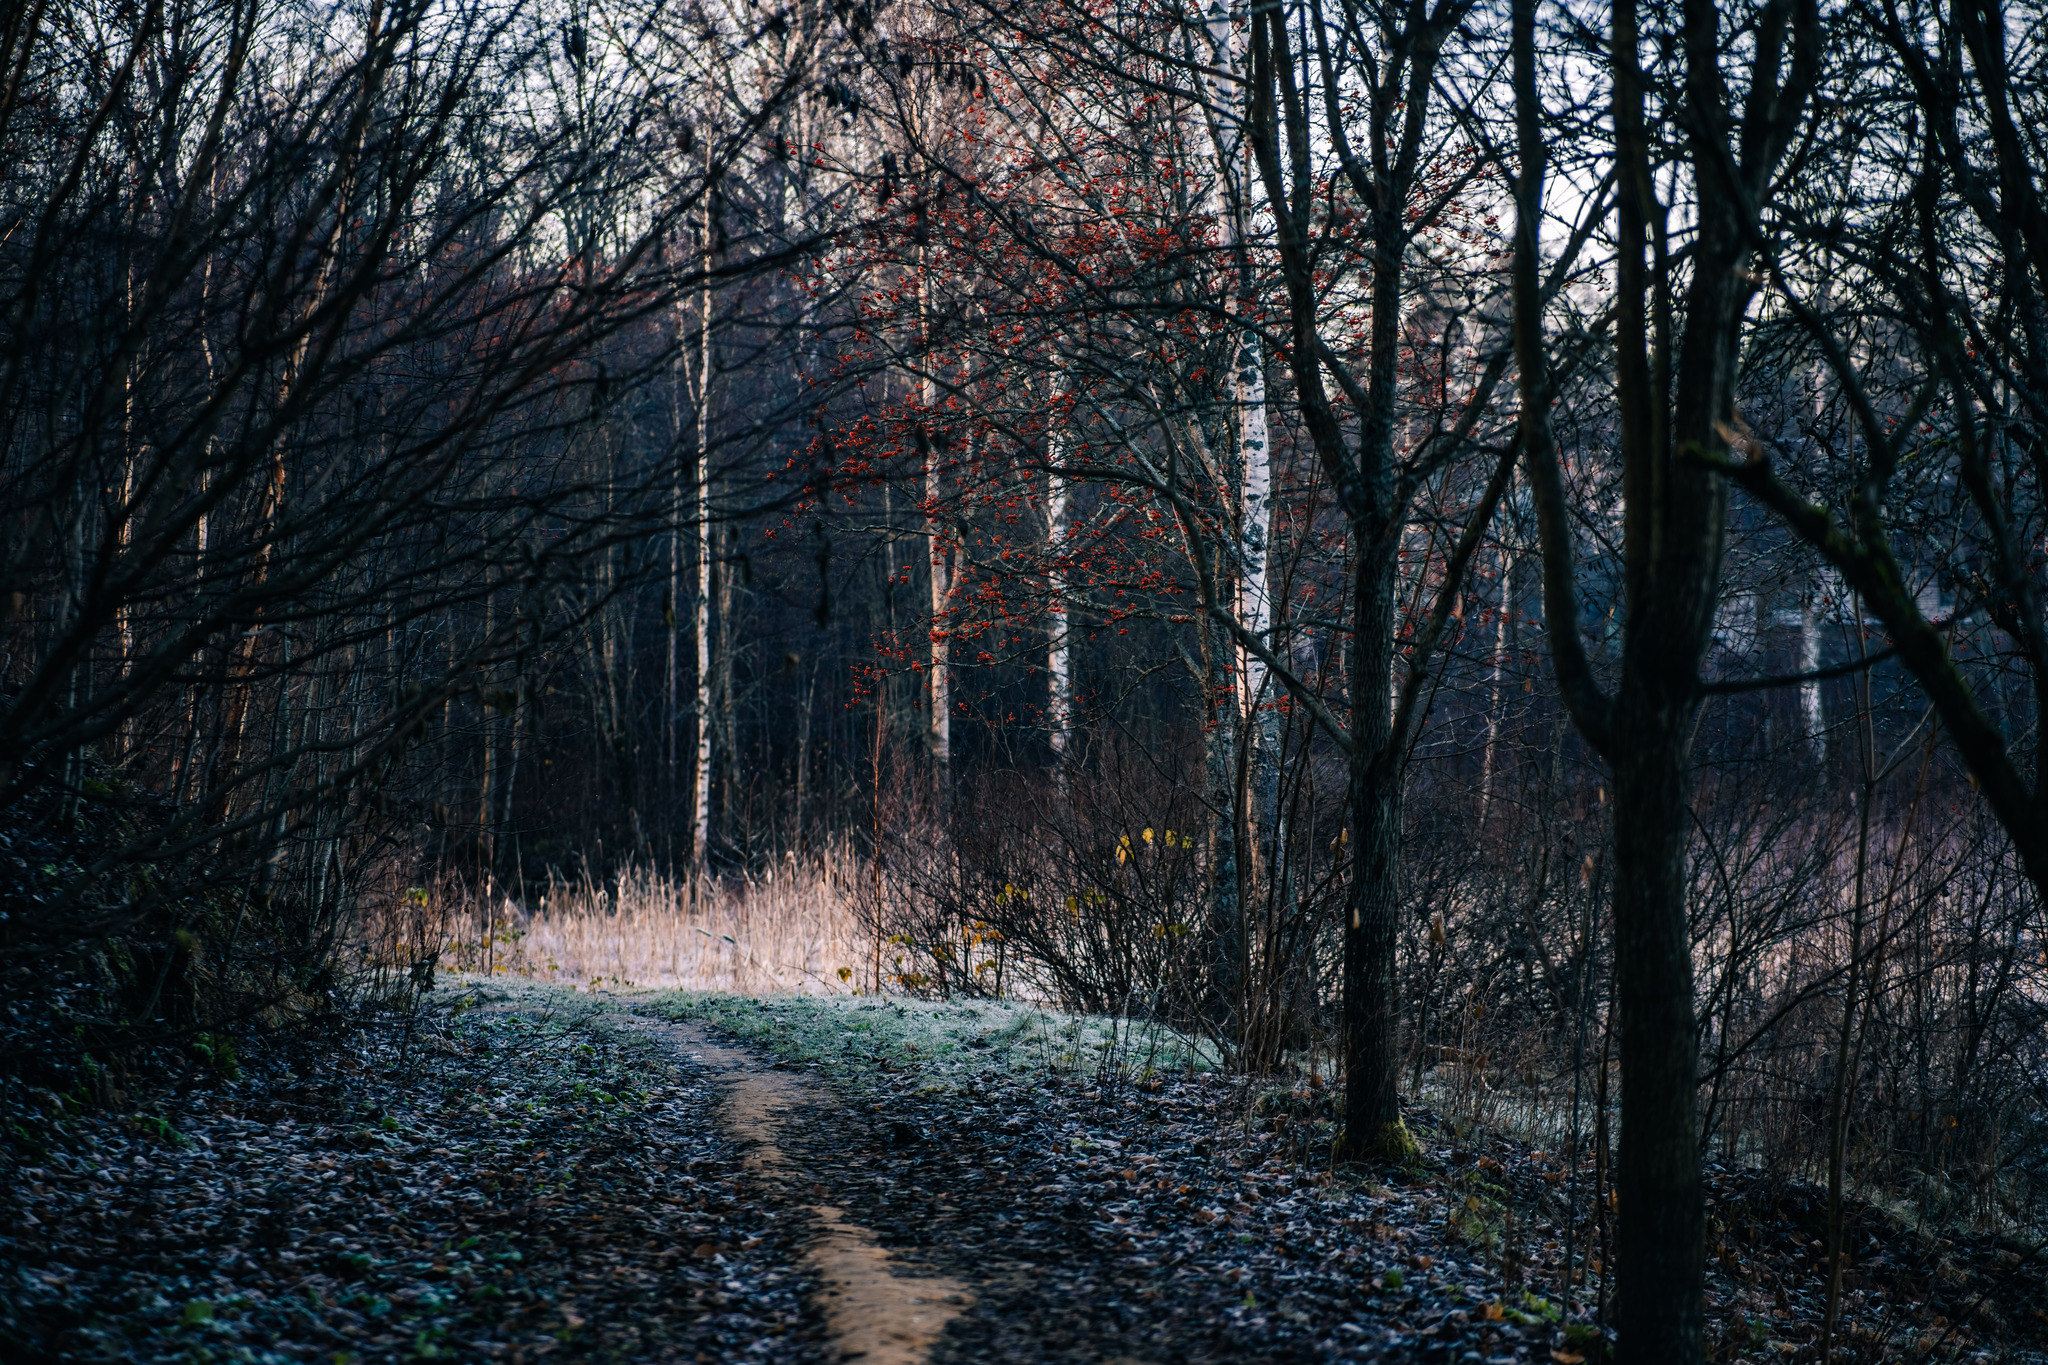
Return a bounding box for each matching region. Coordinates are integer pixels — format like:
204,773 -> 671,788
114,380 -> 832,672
446,851 -> 869,994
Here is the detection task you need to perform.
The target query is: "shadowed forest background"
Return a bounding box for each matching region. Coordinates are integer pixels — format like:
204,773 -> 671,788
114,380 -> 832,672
4,0 -> 2048,1359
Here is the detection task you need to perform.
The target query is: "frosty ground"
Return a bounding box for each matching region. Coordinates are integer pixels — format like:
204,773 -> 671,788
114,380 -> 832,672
3,980 -> 2039,1363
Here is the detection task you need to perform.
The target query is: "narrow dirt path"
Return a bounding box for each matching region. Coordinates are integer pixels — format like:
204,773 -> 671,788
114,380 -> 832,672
619,1013 -> 973,1365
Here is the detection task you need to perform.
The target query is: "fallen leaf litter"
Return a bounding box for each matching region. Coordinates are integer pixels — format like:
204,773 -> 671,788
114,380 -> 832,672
5,980 -> 2042,1363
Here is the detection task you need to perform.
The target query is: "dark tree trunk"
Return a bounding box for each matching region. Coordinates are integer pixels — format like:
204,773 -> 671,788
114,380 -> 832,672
1510,0 -> 1817,1358
1607,700 -> 1705,1361
1243,0 -> 1462,1162
1207,615 -> 1243,1044
1344,543 -> 1408,1156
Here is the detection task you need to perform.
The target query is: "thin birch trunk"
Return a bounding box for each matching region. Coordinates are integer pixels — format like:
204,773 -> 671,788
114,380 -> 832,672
480,591 -> 495,872
667,339 -> 684,868
795,666 -> 814,850
716,523 -> 736,847
1800,595 -> 1826,758
1236,332 -> 1280,896
1480,536 -> 1513,824
693,198 -> 715,871
1800,273 -> 1832,762
920,267 -> 951,813
501,683 -> 522,896
117,241 -> 136,761
1047,377 -> 1072,763
1194,0 -> 1259,1047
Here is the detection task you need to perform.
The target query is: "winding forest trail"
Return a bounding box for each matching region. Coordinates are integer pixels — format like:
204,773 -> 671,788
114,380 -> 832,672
618,1013 -> 973,1365
12,986 -> 2020,1363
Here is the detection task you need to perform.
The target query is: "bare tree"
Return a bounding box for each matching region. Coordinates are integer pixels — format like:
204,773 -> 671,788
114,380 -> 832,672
0,0 -> 825,1038
1724,0 -> 2048,896
1510,0 -> 1822,1356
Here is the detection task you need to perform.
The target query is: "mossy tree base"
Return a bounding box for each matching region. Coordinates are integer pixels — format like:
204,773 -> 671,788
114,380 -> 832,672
1336,1118 -> 1423,1167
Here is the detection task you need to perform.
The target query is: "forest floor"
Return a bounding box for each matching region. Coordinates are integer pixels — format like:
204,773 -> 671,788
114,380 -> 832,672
3,978 -> 2044,1365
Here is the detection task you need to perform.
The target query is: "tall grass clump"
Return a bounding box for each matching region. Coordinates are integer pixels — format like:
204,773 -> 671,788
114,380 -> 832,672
440,848 -> 868,994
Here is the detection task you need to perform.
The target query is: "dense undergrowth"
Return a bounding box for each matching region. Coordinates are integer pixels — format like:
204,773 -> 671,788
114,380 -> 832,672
0,759 -> 392,1142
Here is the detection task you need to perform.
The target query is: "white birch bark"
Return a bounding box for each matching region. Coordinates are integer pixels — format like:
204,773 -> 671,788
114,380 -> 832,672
1800,273 -> 1832,764
920,269 -> 951,804
501,685 -> 522,892
693,230 -> 714,870
1191,0 -> 1261,1028
1480,540 -> 1512,824
1047,376 -> 1072,762
481,591 -> 495,869
927,469 -> 951,788
1196,0 -> 1279,910
1235,330 -> 1278,829
666,336 -> 684,864
1799,594 -> 1825,759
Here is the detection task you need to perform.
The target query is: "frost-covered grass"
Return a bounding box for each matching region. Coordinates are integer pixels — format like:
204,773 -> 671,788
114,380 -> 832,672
437,971 -> 630,1028
644,991 -> 1218,1091
435,974 -> 1219,1092
432,861 -> 1224,1096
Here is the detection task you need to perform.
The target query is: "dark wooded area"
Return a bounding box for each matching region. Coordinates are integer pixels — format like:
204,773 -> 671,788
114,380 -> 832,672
5,0 -> 2047,1361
